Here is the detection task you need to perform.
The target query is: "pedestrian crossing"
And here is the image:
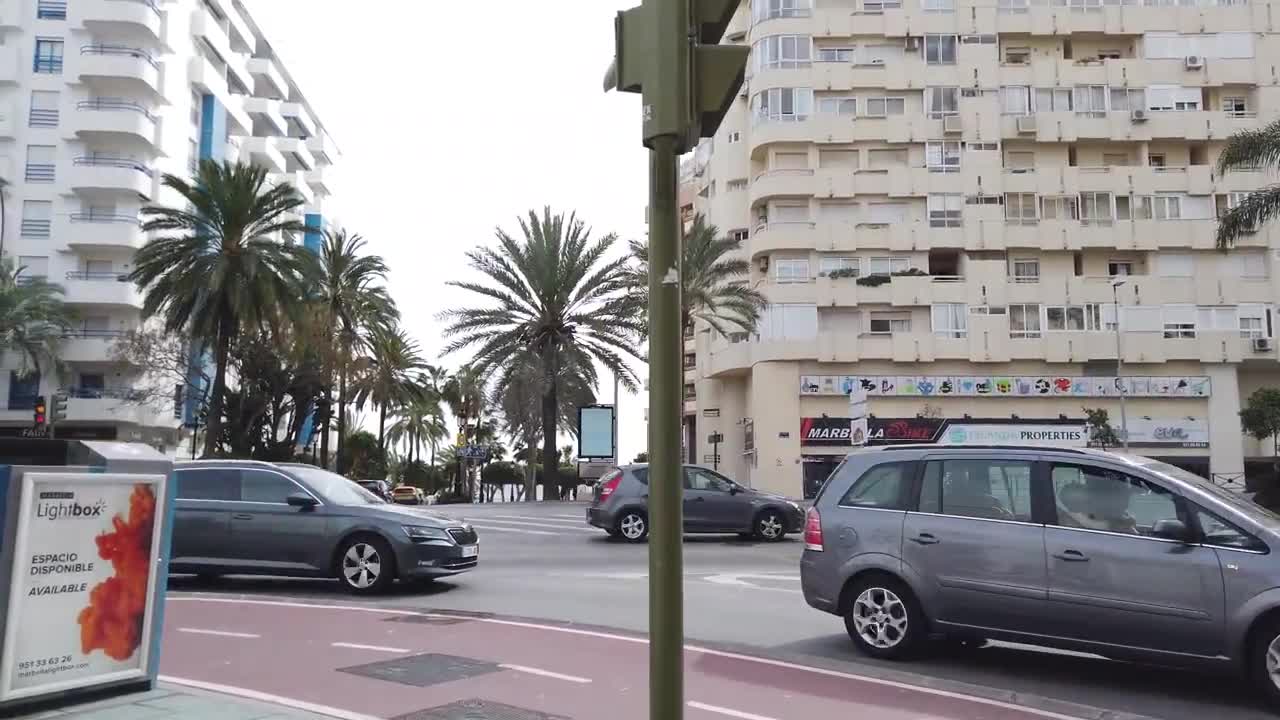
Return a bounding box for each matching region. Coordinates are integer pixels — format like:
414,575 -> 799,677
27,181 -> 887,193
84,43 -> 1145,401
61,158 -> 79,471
463,511 -> 598,538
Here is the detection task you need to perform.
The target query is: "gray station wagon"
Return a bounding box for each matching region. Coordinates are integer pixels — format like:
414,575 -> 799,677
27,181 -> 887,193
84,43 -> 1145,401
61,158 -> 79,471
800,445 -> 1280,705
170,460 -> 478,594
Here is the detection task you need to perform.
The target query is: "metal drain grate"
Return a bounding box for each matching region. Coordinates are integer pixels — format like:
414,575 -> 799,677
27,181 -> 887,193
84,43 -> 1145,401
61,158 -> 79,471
384,614 -> 474,626
391,699 -> 570,720
337,653 -> 499,688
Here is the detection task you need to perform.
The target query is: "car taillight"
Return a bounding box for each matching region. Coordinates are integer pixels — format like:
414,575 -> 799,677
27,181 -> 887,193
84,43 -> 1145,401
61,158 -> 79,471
804,507 -> 824,552
599,473 -> 623,501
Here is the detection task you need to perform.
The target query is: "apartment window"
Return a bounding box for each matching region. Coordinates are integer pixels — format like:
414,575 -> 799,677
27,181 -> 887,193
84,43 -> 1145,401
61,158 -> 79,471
1041,195 -> 1079,220
1239,304 -> 1269,338
20,201 -> 51,238
190,90 -> 203,128
33,38 -> 63,74
820,257 -> 859,276
1001,86 -> 1032,115
925,141 -> 961,172
862,0 -> 902,11
82,316 -> 110,335
1163,305 -> 1197,338
817,47 -> 855,62
923,0 -> 956,10
817,97 -> 857,115
1103,153 -> 1131,168
726,179 -> 748,192
1046,304 -> 1103,331
1009,304 -> 1042,338
726,131 -> 742,143
968,142 -> 998,152
1035,88 -> 1073,112
776,258 -> 811,283
1108,260 -> 1134,276
924,35 -> 957,64
25,145 -> 55,183
865,96 -> 905,117
751,88 -> 814,123
17,255 -> 48,281
1073,85 -> 1107,116
1079,192 -> 1113,224
753,0 -> 811,22
925,87 -> 959,118
1157,253 -> 1193,277
759,304 -> 819,341
1223,96 -> 1249,117
1006,151 -> 1035,171
684,383 -> 696,400
868,256 -> 909,275
1005,193 -> 1038,224
932,303 -> 968,338
1011,258 -> 1040,282
28,90 -> 58,128
36,0 -> 67,20
1197,306 -> 1237,334
772,203 -> 810,223
1153,193 -> 1182,220
754,35 -> 812,71
1109,88 -> 1146,112
869,312 -> 910,334
858,44 -> 900,65
999,0 -> 1031,11
928,194 -> 963,227
1003,47 -> 1031,65
8,371 -> 40,410
1116,195 -> 1151,220
1148,85 -> 1201,112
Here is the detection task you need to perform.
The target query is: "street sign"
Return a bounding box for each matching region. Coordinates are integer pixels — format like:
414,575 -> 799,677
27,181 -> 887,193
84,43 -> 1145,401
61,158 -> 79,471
458,445 -> 490,460
706,432 -> 723,444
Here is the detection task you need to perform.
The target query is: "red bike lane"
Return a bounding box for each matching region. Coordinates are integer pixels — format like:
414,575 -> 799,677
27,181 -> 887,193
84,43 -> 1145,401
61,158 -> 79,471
159,595 -> 1099,720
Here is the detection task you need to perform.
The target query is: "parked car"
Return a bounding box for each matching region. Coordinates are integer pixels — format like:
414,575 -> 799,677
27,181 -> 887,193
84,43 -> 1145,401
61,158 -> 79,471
170,460 -> 478,594
587,464 -> 804,543
357,479 -> 392,502
391,484 -> 425,505
800,444 -> 1280,705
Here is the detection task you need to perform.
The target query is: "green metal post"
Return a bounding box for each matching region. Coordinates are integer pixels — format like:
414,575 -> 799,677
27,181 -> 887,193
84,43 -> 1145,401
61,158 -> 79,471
647,133 -> 684,720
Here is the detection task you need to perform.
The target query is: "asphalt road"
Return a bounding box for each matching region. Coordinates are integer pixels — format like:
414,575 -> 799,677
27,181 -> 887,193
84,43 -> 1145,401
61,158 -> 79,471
167,500 -> 1277,720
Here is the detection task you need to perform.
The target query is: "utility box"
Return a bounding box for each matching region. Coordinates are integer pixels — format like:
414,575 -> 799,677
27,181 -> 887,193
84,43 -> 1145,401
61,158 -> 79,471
0,439 -> 174,714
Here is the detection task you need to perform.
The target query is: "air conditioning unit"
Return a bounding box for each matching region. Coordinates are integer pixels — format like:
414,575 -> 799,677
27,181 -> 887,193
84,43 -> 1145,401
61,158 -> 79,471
1130,109 -> 1148,122
1253,337 -> 1273,352
1016,115 -> 1037,133
943,115 -> 963,133
1184,55 -> 1204,69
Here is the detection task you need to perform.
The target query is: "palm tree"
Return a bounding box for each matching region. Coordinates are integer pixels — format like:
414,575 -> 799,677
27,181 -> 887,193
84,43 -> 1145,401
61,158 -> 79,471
442,365 -> 488,496
627,213 -> 767,337
441,207 -> 641,500
130,160 -> 311,457
313,229 -> 397,471
353,326 -> 427,451
388,400 -> 447,466
1217,119 -> 1280,247
0,258 -> 75,377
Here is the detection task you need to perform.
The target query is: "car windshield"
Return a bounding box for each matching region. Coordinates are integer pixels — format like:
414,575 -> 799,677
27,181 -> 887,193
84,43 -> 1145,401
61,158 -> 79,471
1139,459 -> 1280,526
287,466 -> 385,505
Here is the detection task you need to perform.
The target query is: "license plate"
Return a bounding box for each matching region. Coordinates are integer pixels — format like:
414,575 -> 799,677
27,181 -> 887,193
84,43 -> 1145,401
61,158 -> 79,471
461,545 -> 478,558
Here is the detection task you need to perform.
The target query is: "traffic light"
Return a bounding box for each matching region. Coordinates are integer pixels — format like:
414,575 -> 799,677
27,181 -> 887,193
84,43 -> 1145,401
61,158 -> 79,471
607,0 -> 750,151
33,396 -> 46,427
51,393 -> 68,423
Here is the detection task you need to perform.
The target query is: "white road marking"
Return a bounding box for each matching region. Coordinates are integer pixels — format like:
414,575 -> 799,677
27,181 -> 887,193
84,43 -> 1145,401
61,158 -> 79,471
177,627 -> 259,639
168,596 -> 1090,720
331,642 -> 410,653
160,675 -> 379,720
470,524 -> 560,537
703,573 -> 803,594
475,517 -> 596,533
688,701 -> 777,720
488,514 -> 593,526
499,663 -> 592,684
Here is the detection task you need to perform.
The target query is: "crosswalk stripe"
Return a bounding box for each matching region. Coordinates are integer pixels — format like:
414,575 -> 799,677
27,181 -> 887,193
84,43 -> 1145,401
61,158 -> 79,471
476,518 -> 596,533
471,524 -> 562,537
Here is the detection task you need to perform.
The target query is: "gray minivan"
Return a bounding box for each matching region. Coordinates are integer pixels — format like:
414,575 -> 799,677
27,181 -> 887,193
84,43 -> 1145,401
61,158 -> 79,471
800,445 -> 1280,704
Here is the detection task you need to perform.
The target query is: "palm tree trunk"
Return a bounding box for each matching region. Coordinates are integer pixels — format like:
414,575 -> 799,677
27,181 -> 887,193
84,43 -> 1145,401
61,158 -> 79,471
201,320 -> 232,458
524,432 -> 536,503
540,348 -> 558,503
378,402 -> 387,452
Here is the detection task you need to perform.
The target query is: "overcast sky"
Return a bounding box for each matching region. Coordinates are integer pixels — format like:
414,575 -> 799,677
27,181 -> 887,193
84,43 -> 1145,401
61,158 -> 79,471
247,0 -> 652,462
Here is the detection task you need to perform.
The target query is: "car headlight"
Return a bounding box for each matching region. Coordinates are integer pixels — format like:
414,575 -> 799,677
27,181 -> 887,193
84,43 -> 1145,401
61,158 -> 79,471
403,525 -> 450,541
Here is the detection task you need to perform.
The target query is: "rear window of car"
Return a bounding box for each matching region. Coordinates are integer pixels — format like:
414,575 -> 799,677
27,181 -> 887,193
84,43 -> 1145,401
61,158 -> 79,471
837,461 -> 914,510
175,468 -> 240,501
631,468 -> 649,485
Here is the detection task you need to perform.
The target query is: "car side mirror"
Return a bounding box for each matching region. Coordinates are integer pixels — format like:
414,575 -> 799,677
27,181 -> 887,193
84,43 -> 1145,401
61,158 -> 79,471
287,493 -> 318,509
1152,519 -> 1190,542
727,484 -> 740,495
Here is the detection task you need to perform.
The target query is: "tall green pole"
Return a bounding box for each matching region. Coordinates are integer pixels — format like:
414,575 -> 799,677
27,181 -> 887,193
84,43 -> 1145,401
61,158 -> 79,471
647,132 -> 684,720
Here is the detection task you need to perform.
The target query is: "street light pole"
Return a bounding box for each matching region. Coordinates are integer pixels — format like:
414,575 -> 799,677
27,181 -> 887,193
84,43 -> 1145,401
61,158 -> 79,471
1111,279 -> 1130,452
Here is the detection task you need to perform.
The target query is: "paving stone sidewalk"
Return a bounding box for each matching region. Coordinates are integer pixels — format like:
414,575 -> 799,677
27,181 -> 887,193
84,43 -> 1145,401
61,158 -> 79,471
24,683 -> 347,720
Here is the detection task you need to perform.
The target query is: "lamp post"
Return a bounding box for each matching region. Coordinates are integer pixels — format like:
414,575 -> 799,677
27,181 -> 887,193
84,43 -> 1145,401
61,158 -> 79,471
1111,278 -> 1130,452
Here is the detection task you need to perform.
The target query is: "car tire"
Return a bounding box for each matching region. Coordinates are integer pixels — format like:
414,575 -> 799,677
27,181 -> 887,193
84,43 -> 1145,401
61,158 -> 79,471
1250,616 -> 1280,707
616,510 -> 649,543
752,509 -> 787,542
336,535 -> 397,595
843,575 -> 925,660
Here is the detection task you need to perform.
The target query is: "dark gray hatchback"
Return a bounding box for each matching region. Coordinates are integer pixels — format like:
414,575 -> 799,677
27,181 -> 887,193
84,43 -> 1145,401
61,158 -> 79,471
587,464 -> 805,542
170,460 -> 478,594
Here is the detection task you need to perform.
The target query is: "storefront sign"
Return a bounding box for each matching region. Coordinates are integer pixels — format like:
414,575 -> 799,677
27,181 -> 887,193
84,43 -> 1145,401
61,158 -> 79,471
800,375 -> 1211,398
1119,417 -> 1210,448
0,472 -> 166,701
801,417 -> 854,446
939,424 -> 1088,447
869,418 -> 946,443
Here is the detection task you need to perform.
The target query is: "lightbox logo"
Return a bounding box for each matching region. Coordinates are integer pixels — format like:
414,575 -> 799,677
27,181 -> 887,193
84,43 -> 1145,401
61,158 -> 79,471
35,491 -> 106,521
947,427 -> 968,444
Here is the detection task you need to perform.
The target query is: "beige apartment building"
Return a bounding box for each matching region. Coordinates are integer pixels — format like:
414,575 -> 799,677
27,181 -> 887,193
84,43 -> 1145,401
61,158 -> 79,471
683,0 -> 1280,498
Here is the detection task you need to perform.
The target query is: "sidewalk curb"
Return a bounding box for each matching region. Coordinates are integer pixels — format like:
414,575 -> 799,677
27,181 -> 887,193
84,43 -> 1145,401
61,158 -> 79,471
159,675 -> 378,720
168,591 -> 1163,720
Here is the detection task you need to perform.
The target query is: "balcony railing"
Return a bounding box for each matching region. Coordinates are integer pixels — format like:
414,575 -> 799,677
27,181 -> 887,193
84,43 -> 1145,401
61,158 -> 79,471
20,220 -> 51,238
28,108 -> 58,128
72,156 -> 153,176
33,56 -> 64,74
81,45 -> 160,70
125,0 -> 162,15
64,386 -> 143,401
70,212 -> 141,225
25,163 -> 55,183
77,98 -> 156,122
62,330 -> 127,339
37,0 -> 67,20
65,271 -> 128,282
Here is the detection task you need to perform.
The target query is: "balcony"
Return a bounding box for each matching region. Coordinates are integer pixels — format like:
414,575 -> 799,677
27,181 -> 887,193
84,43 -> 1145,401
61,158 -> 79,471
280,102 -> 318,138
274,137 -> 316,171
749,169 -> 816,207
0,104 -> 13,139
68,156 -> 154,199
67,98 -> 159,146
58,330 -> 127,363
243,97 -> 287,136
187,55 -> 252,134
71,0 -> 163,42
75,45 -> 161,96
61,212 -> 146,251
235,137 -> 287,173
205,0 -> 255,54
64,388 -> 176,428
271,170 -> 313,205
306,134 -> 337,166
192,8 -> 252,91
0,45 -> 18,84
63,272 -> 144,308
305,167 -> 330,196
246,57 -> 287,98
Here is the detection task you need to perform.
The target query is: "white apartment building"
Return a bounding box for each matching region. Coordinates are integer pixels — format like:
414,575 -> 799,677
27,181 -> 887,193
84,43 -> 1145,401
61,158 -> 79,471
0,0 -> 337,452
686,0 -> 1280,497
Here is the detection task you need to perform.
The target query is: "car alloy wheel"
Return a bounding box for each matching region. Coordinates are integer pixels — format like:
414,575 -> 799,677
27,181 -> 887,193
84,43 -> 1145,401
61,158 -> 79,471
852,586 -> 909,650
1266,634 -> 1280,692
342,542 -> 383,590
619,512 -> 647,542
756,511 -> 785,541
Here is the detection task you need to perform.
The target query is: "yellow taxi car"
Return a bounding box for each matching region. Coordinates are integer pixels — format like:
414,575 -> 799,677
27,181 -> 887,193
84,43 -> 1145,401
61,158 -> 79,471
390,485 -> 425,505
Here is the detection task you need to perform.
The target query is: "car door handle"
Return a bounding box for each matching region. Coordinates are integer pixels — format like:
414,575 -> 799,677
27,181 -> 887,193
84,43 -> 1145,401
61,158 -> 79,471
232,513 -> 253,521
909,533 -> 939,545
1053,549 -> 1089,562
